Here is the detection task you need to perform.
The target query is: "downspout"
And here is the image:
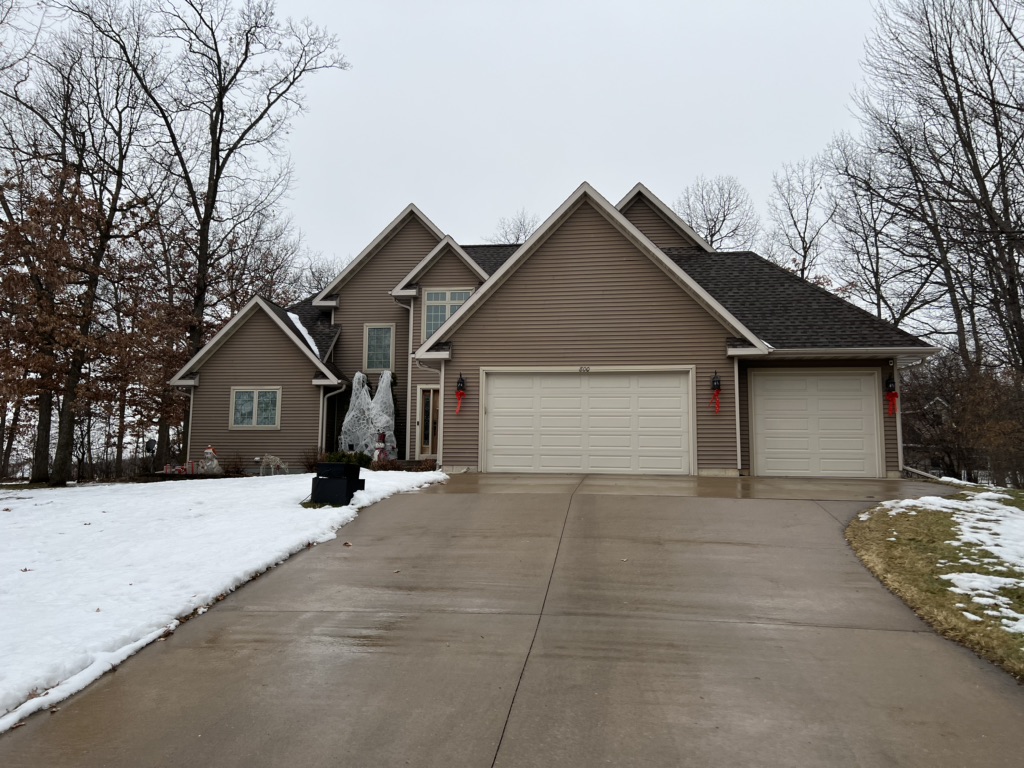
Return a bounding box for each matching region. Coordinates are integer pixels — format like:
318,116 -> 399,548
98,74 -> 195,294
894,363 -> 904,471
438,360 -> 445,468
394,295 -> 414,461
186,387 -> 195,464
733,357 -> 741,472
323,385 -> 348,452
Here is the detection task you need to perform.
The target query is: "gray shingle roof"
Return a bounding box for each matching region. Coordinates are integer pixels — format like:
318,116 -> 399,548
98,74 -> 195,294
284,294 -> 342,361
259,296 -> 345,380
662,248 -> 931,350
461,244 -> 519,275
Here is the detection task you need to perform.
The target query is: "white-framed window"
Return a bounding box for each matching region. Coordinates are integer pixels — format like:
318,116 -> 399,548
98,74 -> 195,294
230,387 -> 281,429
423,288 -> 473,339
364,323 -> 395,372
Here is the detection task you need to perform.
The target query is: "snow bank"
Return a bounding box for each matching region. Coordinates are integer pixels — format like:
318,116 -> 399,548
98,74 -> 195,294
0,470 -> 445,731
863,490 -> 1024,635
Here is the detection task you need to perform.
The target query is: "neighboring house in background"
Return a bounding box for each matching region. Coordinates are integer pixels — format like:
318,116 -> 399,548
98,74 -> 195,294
171,182 -> 937,478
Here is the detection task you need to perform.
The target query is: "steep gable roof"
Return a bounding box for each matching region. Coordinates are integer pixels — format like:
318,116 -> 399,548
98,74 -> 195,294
392,236 -> 489,295
281,294 -> 341,361
414,182 -> 769,359
169,296 -> 345,386
616,183 -> 714,252
663,248 -> 934,351
313,204 -> 444,306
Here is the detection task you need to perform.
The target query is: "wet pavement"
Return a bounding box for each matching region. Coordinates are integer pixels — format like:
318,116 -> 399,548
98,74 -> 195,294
3,474 -> 1024,767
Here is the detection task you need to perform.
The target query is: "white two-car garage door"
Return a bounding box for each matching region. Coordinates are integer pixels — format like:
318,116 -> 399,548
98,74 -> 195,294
751,370 -> 883,478
483,370 -> 692,474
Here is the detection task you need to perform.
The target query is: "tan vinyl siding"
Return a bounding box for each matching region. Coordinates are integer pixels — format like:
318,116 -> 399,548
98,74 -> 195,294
409,247 -> 484,452
440,199 -> 736,471
621,197 -> 699,249
189,310 -> 321,471
738,359 -> 899,475
332,216 -> 440,457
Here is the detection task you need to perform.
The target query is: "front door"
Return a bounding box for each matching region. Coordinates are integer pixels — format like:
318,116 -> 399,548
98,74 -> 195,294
417,387 -> 440,459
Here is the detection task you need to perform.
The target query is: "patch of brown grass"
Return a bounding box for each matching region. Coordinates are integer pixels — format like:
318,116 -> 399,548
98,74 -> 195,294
846,494 -> 1024,681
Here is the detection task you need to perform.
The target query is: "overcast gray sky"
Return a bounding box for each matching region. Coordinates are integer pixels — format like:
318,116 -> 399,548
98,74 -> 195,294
283,0 -> 877,261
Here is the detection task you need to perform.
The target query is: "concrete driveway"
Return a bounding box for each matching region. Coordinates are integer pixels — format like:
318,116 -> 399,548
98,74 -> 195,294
3,475 -> 1024,767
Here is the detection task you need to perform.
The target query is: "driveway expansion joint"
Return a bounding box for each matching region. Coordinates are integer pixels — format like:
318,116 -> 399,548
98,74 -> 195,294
489,478 -> 582,768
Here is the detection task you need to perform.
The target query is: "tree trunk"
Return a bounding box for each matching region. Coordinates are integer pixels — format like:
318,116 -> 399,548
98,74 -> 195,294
50,362 -> 84,487
30,391 -> 53,483
1,401 -> 20,479
114,387 -> 127,479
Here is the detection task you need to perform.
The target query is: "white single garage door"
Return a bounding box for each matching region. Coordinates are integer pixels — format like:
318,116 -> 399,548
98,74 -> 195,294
484,370 -> 691,474
751,370 -> 882,478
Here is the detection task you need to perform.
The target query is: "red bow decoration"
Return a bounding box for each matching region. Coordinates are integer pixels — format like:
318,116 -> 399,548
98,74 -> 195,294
885,390 -> 899,416
455,373 -> 466,414
709,390 -> 721,414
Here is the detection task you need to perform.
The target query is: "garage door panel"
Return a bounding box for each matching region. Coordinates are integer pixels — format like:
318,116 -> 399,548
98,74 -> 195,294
485,371 -> 691,475
589,415 -> 632,429
753,371 -> 880,478
819,417 -> 867,431
765,437 -> 811,451
817,377 -> 867,393
639,434 -> 685,450
489,414 -> 536,429
538,453 -> 585,469
588,395 -> 633,410
764,417 -> 810,431
819,437 -> 866,451
540,433 -> 584,448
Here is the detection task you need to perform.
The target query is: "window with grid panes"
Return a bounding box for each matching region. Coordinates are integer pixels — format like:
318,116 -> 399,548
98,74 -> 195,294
424,289 -> 472,338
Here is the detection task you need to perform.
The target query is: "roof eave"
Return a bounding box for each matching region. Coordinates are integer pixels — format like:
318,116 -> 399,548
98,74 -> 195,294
735,346 -> 941,363
417,182 -> 768,355
615,182 -> 715,253
313,203 -> 445,304
393,236 -> 488,294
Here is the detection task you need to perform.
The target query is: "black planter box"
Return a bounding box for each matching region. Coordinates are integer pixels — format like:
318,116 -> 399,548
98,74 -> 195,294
317,462 -> 362,481
311,476 -> 365,506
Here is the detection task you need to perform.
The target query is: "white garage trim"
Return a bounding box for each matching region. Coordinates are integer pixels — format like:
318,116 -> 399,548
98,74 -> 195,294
479,365 -> 696,474
749,368 -> 885,478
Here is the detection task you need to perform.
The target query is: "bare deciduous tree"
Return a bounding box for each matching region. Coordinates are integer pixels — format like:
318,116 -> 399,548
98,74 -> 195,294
58,0 -> 349,358
484,207 -> 539,245
763,156 -> 836,282
673,175 -> 759,251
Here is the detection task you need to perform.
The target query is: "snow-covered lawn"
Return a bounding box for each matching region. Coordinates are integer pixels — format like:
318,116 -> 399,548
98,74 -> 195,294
0,470 -> 445,732
862,490 -> 1024,637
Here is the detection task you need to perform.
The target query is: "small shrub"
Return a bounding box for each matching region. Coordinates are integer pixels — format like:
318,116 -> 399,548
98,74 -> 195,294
300,447 -> 322,473
370,458 -> 403,471
416,459 -> 437,472
220,453 -> 247,477
322,450 -> 372,468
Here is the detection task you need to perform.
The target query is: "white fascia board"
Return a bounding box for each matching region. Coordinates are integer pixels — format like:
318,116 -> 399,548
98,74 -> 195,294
313,203 -> 446,304
413,182 -> 768,359
174,378 -> 199,387
416,349 -> 451,360
390,288 -> 417,298
168,296 -> 341,386
615,182 -> 715,253
313,379 -> 346,387
762,346 -> 941,358
393,236 -> 488,294
725,347 -> 768,357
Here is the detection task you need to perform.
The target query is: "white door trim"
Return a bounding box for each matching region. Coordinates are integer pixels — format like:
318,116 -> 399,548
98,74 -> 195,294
415,384 -> 440,460
478,365 -> 697,474
748,367 -> 884,478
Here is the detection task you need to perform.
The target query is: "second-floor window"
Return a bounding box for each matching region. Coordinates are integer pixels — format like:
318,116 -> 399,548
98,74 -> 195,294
364,323 -> 395,372
424,289 -> 473,338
